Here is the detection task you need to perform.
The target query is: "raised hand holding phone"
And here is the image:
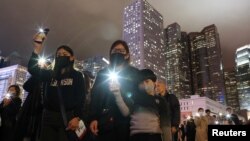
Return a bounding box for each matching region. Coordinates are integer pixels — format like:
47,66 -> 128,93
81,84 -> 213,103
33,28 -> 49,54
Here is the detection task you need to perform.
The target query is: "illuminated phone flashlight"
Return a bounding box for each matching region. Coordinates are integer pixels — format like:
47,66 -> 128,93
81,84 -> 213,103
187,115 -> 191,120
5,93 -> 12,99
195,112 -> 200,117
215,120 -> 219,125
219,112 -> 223,116
226,114 -> 231,119
39,28 -> 44,33
38,57 -> 47,66
38,28 -> 50,35
108,71 -> 118,82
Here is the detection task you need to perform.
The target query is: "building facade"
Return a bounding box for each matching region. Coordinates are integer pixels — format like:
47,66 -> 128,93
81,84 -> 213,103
0,65 -> 30,102
179,95 -> 227,122
164,23 -> 192,98
188,25 -> 226,104
224,70 -> 240,111
235,45 -> 250,111
123,0 -> 166,81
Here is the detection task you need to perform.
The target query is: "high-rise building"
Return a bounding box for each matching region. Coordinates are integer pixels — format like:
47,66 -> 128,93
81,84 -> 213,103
189,25 -> 226,104
164,23 -> 192,98
224,70 -> 240,111
123,0 -> 166,81
0,65 -> 30,102
75,56 -> 108,77
235,45 -> 250,110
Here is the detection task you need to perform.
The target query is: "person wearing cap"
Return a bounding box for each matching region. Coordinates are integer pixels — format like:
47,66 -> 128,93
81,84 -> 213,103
130,69 -> 167,141
28,34 -> 86,141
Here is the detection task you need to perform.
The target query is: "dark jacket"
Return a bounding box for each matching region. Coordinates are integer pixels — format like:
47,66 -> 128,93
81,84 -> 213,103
186,119 -> 196,141
12,77 -> 43,141
90,65 -> 139,120
0,97 -> 21,127
230,113 -> 241,125
28,52 -> 85,120
0,96 -> 22,141
89,65 -> 139,140
163,92 -> 180,128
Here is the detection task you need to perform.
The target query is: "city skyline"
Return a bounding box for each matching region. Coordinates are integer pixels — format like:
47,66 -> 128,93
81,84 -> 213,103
0,0 -> 249,70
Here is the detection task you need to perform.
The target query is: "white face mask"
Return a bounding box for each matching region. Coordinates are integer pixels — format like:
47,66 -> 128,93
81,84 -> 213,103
199,112 -> 204,116
8,91 -> 15,95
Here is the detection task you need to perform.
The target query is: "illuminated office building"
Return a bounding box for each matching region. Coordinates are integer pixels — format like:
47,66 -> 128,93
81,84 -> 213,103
123,0 -> 166,81
189,25 -> 226,104
224,70 -> 240,111
235,45 -> 250,110
165,23 -> 192,98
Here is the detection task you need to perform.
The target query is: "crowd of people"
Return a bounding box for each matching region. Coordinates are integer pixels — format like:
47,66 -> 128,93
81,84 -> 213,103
0,32 -> 248,141
175,107 -> 245,141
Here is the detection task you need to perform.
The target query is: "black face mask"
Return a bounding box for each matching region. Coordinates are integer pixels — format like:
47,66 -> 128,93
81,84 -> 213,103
54,56 -> 72,70
110,53 -> 126,66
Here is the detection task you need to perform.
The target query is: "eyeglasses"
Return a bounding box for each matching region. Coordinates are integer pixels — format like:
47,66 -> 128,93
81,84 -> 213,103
111,49 -> 127,54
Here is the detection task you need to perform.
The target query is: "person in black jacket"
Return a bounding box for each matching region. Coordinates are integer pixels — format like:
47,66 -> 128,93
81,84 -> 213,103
89,40 -> 140,141
0,85 -> 22,141
12,76 -> 43,141
28,34 -> 86,141
225,107 -> 241,125
186,116 -> 196,141
156,81 -> 180,141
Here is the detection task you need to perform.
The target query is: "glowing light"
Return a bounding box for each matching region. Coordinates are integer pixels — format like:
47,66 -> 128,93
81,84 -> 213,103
108,71 -> 118,82
102,58 -> 110,64
187,115 -> 191,120
39,28 -> 44,33
195,112 -> 200,117
219,112 -> 223,116
127,92 -> 132,98
226,114 -> 231,118
38,57 -> 46,66
5,93 -> 11,99
215,121 -> 219,125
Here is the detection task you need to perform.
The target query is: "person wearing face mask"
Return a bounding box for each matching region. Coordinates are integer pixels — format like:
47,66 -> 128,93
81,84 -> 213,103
28,34 -> 85,141
194,108 -> 208,141
0,85 -> 22,141
130,69 -> 167,141
89,40 -> 140,141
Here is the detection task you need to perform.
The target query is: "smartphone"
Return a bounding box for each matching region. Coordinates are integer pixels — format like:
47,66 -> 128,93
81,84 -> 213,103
43,28 -> 50,35
35,28 -> 50,43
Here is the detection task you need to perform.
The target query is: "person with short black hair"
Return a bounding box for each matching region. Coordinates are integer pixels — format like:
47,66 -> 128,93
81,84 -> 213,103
205,109 -> 214,125
0,85 -> 22,141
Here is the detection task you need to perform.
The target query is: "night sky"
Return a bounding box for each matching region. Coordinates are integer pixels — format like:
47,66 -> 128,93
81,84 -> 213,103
0,0 -> 249,70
